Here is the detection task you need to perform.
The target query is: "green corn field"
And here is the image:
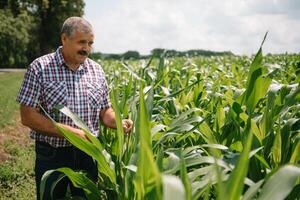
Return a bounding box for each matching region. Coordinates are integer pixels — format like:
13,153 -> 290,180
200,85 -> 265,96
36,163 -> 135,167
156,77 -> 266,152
41,37 -> 300,200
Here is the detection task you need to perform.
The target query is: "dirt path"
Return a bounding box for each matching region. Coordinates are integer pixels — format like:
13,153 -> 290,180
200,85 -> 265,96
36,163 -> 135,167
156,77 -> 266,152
0,69 -> 26,75
0,113 -> 31,163
0,69 -> 26,72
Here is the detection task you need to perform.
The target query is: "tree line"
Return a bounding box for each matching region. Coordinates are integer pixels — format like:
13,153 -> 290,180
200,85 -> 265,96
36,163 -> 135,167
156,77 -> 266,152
0,0 -> 85,68
90,48 -> 234,61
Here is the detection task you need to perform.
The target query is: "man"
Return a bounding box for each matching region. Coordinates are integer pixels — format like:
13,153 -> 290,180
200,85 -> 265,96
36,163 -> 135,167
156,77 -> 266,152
16,16 -> 133,199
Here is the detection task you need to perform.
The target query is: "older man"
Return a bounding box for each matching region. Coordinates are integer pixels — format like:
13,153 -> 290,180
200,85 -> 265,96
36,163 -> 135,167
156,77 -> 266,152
16,17 -> 132,199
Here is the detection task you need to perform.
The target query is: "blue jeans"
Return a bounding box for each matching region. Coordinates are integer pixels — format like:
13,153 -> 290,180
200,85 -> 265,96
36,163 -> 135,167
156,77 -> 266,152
35,141 -> 98,200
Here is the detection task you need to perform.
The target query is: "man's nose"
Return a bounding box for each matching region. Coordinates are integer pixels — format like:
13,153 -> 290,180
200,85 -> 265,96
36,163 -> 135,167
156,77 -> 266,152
82,45 -> 91,53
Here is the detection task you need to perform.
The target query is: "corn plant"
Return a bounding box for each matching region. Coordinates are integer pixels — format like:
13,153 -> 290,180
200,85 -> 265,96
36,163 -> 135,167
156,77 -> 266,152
41,34 -> 300,199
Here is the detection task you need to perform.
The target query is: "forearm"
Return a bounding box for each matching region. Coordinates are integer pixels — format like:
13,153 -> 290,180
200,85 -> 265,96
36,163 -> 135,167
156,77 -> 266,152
100,107 -> 117,128
100,107 -> 133,133
20,105 -> 83,138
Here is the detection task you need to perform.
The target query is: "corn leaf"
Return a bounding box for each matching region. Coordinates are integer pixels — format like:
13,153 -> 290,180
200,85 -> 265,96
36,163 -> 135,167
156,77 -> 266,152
223,118 -> 253,200
162,175 -> 186,200
257,165 -> 300,200
110,89 -> 125,159
55,124 -> 116,185
134,83 -> 162,199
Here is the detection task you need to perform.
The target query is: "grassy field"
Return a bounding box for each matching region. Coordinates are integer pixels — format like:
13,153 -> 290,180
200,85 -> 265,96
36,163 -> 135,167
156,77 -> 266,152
0,72 -> 24,128
0,141 -> 35,200
0,72 -> 35,200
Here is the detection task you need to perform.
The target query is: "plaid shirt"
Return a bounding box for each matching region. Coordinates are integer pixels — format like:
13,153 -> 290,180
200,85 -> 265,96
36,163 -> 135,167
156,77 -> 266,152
16,46 -> 111,147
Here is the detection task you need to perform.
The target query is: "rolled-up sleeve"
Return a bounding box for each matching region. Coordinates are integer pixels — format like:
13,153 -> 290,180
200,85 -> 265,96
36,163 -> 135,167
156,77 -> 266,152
16,63 -> 41,108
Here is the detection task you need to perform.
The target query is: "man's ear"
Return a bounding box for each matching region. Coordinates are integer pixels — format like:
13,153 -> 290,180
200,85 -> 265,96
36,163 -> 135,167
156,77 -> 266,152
61,33 -> 67,45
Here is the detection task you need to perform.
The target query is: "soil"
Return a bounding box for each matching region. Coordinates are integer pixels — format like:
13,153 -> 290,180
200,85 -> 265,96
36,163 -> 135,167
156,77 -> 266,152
0,113 -> 31,163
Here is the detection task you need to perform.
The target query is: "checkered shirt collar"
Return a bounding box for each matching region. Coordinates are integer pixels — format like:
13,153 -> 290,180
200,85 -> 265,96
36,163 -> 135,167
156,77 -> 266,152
55,46 -> 88,71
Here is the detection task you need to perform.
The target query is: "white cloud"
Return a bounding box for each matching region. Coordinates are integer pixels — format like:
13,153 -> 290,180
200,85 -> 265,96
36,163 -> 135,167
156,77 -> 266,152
84,0 -> 300,55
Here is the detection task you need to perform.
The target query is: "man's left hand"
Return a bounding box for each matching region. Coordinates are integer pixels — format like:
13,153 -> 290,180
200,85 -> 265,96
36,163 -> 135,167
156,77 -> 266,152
122,119 -> 133,134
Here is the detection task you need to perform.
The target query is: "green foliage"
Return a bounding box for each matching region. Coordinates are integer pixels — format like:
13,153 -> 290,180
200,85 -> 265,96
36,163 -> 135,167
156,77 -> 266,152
133,84 -> 163,199
0,142 -> 35,200
122,51 -> 140,60
90,48 -> 234,61
54,107 -> 117,186
40,168 -> 101,200
36,0 -> 85,54
30,36 -> 300,199
257,165 -> 300,200
0,10 -> 32,67
150,48 -> 234,58
0,72 -> 24,127
41,54 -> 299,200
0,0 -> 85,67
0,71 -> 35,199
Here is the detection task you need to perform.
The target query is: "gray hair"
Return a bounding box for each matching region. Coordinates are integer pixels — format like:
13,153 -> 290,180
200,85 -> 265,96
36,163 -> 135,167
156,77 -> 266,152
61,17 -> 93,38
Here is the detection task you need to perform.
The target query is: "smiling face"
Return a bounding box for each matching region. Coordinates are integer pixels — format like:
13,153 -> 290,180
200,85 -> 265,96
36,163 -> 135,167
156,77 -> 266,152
61,30 -> 94,69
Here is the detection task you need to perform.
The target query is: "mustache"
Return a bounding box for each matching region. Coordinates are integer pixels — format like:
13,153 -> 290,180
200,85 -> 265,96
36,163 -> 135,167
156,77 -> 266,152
78,50 -> 89,56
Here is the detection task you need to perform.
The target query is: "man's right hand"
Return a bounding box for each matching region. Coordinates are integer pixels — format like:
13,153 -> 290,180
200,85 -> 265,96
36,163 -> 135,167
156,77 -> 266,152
57,124 -> 92,142
20,105 -> 90,141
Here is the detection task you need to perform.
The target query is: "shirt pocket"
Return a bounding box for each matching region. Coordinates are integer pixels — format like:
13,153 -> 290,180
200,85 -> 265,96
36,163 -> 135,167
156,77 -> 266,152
44,81 -> 68,111
86,82 -> 104,110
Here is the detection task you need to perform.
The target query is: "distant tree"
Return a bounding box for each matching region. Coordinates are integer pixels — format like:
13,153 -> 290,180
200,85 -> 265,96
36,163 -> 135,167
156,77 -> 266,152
106,54 -> 122,60
0,0 -> 85,67
165,49 -> 179,57
36,0 -> 85,54
0,0 -> 36,17
0,9 -> 33,67
151,48 -> 165,58
0,0 -> 7,8
89,52 -> 103,61
122,50 -> 140,59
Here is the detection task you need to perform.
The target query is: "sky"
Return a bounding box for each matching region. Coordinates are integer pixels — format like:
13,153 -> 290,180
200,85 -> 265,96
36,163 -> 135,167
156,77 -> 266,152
84,0 -> 300,55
